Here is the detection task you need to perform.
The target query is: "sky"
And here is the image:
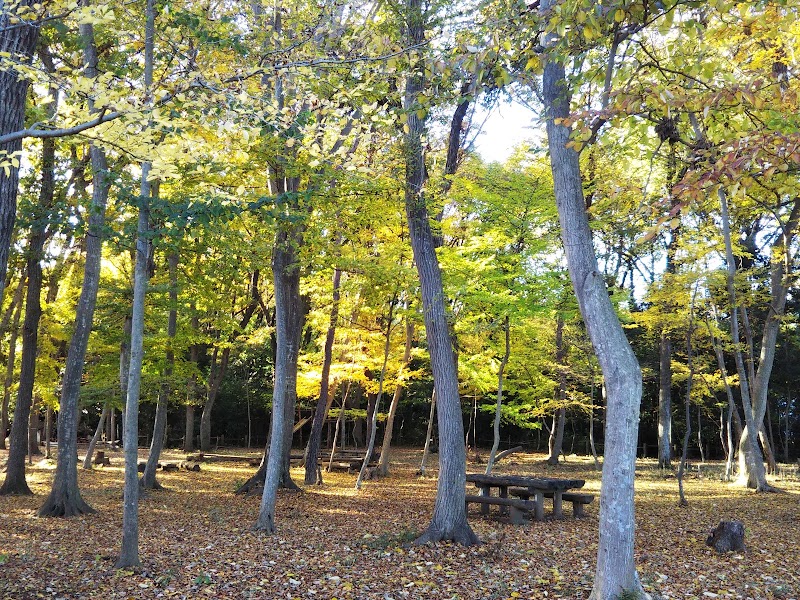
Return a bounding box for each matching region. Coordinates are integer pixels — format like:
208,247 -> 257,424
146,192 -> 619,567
470,100 -> 541,163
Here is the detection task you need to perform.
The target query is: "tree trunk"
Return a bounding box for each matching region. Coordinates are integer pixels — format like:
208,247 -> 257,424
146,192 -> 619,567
83,405 -> 109,470
0,134 -> 53,495
485,315 -> 510,474
419,389 -> 436,476
39,16 -> 110,517
117,0 -> 155,566
403,0 -> 476,547
304,268 -> 341,484
255,209 -> 305,533
378,318 -> 413,476
0,275 -> 25,450
44,404 -> 52,459
356,295 -> 396,489
657,331 -> 672,468
141,251 -> 178,490
184,404 -> 195,453
28,399 -> 41,458
200,345 -> 230,451
677,292 -> 697,507
547,315 -> 567,466
0,0 -> 41,307
542,34 -> 647,598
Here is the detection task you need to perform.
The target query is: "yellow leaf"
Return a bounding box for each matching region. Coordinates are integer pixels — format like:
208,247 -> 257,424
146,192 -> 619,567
285,137 -> 295,148
614,9 -> 625,22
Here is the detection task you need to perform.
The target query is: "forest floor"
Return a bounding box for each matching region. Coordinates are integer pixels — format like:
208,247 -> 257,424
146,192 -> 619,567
1,446 -> 798,600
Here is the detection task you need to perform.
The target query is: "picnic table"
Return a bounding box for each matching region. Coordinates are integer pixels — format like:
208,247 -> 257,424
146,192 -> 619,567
465,473 -> 591,523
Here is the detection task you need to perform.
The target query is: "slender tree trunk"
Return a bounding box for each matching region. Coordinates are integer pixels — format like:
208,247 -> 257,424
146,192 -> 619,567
184,314 -> 199,453
0,275 -> 25,450
0,0 -> 41,307
542,27 -> 647,597
117,0 -> 155,566
547,315 -> 567,465
200,346 -> 230,451
588,374 -> 600,470
657,331 -> 673,468
486,316 -> 510,474
255,212 -> 305,532
403,0 -> 475,547
39,16 -> 111,517
184,404 -> 195,453
419,389 -> 436,476
304,267 -> 341,484
326,381 -> 352,473
356,296 -> 397,489
378,318 -> 413,476
0,133 -> 54,495
28,399 -> 41,458
44,405 -> 52,459
677,291 -> 697,507
83,405 -> 109,470
697,407 -> 705,464
141,251 -> 178,490
718,189 -> 771,491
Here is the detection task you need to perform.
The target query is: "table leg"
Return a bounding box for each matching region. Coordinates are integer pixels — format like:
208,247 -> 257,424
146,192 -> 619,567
553,491 -> 563,518
478,485 -> 490,515
499,485 -> 509,515
533,491 -> 544,521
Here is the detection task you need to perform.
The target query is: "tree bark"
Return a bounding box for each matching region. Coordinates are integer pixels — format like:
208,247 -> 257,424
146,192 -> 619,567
255,216 -> 304,532
486,316 -> 510,474
0,0 -> 41,307
39,13 -> 111,517
141,251 -> 178,490
83,405 -> 109,470
184,313 -> 199,452
547,315 -> 567,465
657,331 -> 672,468
542,32 -> 647,598
378,318 -> 413,476
116,0 -> 155,566
304,267 -> 341,484
404,0 -> 476,547
0,274 -> 25,450
356,295 -> 396,489
1,99 -> 57,495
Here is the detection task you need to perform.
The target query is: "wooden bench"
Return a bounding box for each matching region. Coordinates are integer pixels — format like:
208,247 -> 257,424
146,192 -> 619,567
465,494 -> 536,525
509,487 -> 594,517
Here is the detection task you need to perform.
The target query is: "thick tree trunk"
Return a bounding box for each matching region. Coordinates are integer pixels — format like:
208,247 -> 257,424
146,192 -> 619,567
304,267 -> 341,484
543,43 -> 647,598
378,319 -> 413,476
0,0 -> 40,306
141,252 -> 178,490
184,404 -> 195,453
39,17 -> 110,517
657,331 -> 672,468
486,316 -> 510,474
403,0 -> 475,547
0,275 -> 25,450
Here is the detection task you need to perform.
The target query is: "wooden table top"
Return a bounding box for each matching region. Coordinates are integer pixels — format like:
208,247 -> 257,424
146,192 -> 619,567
466,473 -> 585,492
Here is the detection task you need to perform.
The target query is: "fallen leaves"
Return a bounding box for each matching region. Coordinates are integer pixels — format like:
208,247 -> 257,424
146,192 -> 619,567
0,448 -> 798,599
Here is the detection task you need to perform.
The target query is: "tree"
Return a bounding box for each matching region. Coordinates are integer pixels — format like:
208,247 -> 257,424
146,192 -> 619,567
0,1 -> 41,307
540,0 -> 648,595
39,7 -> 112,518
402,0 -> 477,547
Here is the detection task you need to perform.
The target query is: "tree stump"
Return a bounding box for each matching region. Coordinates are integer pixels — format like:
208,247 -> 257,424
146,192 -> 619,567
137,462 -> 147,473
706,520 -> 745,553
94,451 -> 106,465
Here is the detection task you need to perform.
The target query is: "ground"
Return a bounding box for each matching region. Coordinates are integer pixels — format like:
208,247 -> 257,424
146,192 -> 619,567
1,446 -> 798,599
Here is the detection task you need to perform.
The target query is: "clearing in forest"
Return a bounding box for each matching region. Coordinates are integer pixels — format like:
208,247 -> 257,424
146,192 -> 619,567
0,448 -> 798,599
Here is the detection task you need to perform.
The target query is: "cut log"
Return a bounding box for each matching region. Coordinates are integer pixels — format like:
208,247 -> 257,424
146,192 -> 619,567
93,451 -> 106,465
162,463 -> 179,472
706,520 -> 745,553
137,462 -> 146,473
180,461 -> 201,472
